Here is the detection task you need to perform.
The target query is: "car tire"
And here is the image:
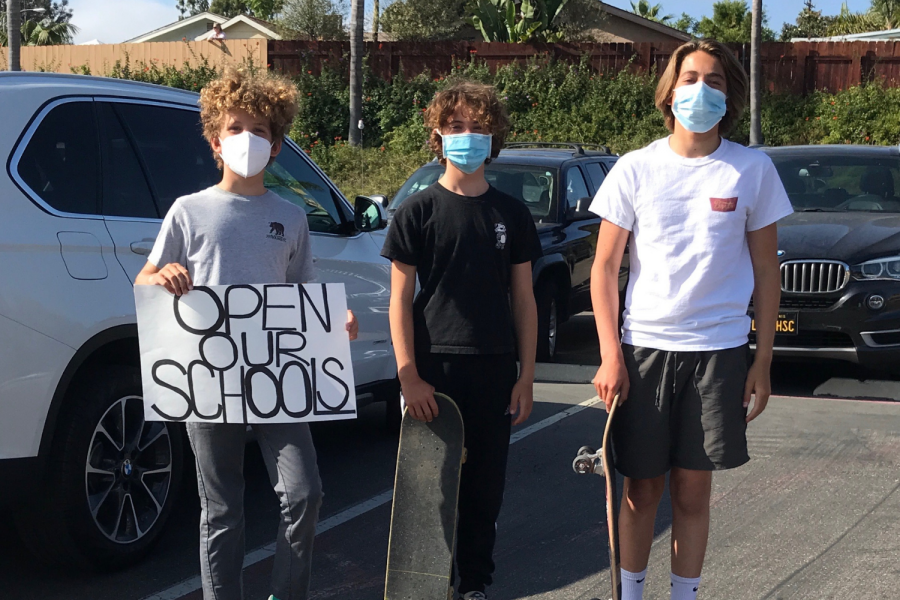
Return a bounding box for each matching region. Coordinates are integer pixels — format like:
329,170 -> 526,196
384,378 -> 403,434
536,280 -> 560,363
15,366 -> 183,570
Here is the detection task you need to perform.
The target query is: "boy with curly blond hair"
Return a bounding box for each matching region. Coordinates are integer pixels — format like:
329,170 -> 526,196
381,81 -> 541,600
136,67 -> 357,600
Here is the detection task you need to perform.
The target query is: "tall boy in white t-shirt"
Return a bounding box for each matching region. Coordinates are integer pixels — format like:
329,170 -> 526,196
589,40 -> 793,600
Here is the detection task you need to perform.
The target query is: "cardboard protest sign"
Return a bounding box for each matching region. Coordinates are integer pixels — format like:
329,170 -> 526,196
135,283 -> 356,424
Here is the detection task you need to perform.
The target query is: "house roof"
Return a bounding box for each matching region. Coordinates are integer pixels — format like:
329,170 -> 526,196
125,11 -> 283,43
793,28 -> 900,42
126,12 -> 228,43
598,2 -> 692,42
194,14 -> 284,41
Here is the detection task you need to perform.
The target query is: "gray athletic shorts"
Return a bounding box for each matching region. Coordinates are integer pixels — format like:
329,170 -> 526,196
612,343 -> 751,479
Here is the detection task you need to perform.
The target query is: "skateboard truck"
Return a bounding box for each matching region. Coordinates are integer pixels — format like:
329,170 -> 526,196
573,445 -> 604,477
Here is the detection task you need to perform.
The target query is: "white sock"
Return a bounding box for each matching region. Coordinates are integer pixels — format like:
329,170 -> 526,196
670,573 -> 701,600
621,567 -> 647,600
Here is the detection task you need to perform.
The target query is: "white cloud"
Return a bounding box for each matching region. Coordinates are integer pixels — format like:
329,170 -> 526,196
69,0 -> 180,44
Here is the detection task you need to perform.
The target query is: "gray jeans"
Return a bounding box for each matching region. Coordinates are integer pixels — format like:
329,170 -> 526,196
186,422 -> 323,600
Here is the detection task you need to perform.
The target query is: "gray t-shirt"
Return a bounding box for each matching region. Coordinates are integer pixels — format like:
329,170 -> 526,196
148,186 -> 315,286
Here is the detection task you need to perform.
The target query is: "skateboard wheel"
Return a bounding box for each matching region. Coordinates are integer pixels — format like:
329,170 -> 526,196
577,445 -> 596,456
573,456 -> 594,474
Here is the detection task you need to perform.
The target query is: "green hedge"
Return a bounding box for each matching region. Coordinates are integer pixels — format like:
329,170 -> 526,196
92,54 -> 900,200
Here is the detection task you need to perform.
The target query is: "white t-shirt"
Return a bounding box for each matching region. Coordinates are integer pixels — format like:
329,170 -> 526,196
590,137 -> 793,351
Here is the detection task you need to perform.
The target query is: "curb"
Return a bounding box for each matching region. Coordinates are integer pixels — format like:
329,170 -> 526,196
813,378 -> 900,402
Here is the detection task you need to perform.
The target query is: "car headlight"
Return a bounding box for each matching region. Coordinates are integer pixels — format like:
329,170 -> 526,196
856,256 -> 900,280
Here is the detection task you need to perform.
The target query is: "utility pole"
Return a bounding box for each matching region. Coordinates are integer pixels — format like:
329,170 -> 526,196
7,0 -> 22,72
348,0 -> 364,146
749,0 -> 763,145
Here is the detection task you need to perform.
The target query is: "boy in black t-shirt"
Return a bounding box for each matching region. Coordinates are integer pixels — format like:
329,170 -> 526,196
381,81 -> 542,600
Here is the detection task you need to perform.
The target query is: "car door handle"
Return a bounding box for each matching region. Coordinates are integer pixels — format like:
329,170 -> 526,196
130,240 -> 155,255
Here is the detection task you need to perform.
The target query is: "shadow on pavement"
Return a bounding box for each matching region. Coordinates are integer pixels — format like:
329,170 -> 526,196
554,312 -> 891,399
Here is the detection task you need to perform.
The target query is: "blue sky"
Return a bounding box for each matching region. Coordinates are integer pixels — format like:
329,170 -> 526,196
69,0 -> 875,44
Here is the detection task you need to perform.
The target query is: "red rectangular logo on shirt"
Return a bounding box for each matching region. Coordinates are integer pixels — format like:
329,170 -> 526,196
710,197 -> 738,212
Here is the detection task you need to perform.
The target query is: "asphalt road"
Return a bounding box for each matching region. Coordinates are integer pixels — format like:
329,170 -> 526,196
2,315 -> 900,600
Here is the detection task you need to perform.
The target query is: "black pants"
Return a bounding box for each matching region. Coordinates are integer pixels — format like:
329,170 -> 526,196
416,352 -> 518,595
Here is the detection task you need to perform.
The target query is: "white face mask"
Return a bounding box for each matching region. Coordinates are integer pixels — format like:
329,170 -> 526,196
218,131 -> 273,178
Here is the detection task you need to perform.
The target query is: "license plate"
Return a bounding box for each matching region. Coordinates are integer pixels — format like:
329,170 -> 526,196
750,311 -> 798,336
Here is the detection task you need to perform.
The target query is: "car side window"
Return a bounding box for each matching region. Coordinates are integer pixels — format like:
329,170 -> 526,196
96,103 -> 158,219
584,162 -> 607,193
113,103 -> 221,216
565,166 -> 590,210
17,101 -> 100,215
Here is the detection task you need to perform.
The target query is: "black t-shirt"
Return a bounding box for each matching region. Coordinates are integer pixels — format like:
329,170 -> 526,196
381,182 -> 543,355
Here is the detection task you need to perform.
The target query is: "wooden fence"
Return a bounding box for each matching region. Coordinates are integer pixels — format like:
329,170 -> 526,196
268,40 -> 900,94
5,39 -> 900,94
0,39 -> 267,75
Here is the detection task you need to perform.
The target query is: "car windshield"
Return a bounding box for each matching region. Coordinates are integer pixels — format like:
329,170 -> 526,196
263,144 -> 345,234
770,154 -> 900,213
389,163 -> 558,220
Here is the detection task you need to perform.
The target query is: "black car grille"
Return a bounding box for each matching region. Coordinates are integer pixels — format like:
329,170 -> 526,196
750,331 -> 854,348
749,297 -> 837,310
780,260 -> 849,294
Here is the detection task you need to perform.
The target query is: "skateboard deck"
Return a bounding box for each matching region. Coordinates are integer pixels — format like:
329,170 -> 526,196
573,395 -> 622,600
385,393 -> 465,600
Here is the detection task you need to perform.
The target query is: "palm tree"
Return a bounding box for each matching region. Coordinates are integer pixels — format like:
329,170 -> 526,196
372,0 -> 379,42
870,0 -> 900,29
22,18 -> 77,45
750,0 -> 762,145
348,0 -> 364,146
630,0 -> 673,24
826,2 -> 881,35
1,14 -> 78,46
6,0 -> 21,71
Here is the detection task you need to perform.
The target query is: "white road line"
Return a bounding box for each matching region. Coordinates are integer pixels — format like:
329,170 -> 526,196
510,395 -> 602,443
142,395 -> 602,600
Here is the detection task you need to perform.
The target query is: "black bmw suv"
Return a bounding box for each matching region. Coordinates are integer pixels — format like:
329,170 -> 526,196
381,143 -> 626,362
759,145 -> 900,372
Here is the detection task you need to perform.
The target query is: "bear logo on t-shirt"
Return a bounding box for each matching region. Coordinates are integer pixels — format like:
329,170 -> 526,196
494,223 -> 507,249
267,221 -> 286,242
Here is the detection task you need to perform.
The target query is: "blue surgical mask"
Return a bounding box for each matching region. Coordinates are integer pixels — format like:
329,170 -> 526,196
441,133 -> 492,174
671,81 -> 727,134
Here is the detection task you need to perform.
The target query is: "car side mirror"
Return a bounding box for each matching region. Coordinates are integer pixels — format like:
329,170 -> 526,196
567,197 -> 594,221
369,194 -> 388,207
355,196 -> 388,232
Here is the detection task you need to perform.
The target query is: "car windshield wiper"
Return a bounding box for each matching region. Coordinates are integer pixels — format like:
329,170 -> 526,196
795,207 -> 840,212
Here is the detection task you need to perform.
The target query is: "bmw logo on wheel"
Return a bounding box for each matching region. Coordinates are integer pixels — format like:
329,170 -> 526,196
123,460 -> 133,477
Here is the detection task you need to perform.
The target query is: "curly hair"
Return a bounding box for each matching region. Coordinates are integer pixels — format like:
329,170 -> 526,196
424,81 -> 510,166
200,67 -> 299,168
655,39 -> 748,136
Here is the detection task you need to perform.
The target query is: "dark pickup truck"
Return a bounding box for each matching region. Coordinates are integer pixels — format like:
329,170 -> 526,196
380,143 -> 628,361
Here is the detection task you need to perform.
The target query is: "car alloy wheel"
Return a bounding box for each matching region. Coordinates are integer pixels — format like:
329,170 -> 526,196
85,395 -> 173,544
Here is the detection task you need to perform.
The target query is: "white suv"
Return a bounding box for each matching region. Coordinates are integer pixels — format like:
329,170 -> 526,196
0,72 -> 398,568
